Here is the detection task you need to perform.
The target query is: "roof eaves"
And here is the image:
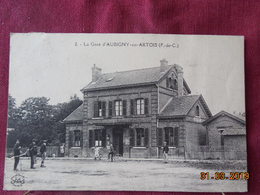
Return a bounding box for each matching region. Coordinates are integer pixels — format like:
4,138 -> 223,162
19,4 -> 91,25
199,95 -> 212,117
63,120 -> 83,124
158,115 -> 186,119
183,79 -> 191,94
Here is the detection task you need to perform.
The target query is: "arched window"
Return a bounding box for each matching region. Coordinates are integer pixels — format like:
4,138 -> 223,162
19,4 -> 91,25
195,105 -> 200,116
168,77 -> 172,89
173,79 -> 178,90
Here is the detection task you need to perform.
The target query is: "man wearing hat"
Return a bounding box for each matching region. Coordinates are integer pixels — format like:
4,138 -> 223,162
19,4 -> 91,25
13,139 -> 21,171
40,140 -> 47,167
29,140 -> 38,169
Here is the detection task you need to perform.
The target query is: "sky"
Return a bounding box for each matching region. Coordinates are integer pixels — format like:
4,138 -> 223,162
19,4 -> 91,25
9,33 -> 245,115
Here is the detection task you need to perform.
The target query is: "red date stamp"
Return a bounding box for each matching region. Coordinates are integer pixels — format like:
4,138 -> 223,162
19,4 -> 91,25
200,172 -> 249,180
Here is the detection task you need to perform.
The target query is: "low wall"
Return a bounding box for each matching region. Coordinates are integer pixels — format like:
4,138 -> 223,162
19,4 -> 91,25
68,147 -> 83,157
157,147 -> 185,159
189,146 -> 246,160
130,147 -> 149,158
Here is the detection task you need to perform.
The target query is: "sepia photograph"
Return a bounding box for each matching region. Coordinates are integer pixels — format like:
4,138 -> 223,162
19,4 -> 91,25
4,33 -> 247,192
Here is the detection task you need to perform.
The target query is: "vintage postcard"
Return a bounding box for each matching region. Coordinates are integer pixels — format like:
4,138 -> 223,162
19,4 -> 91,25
4,33 -> 247,192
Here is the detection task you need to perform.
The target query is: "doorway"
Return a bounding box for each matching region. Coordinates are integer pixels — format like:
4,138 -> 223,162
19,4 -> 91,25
113,127 -> 124,156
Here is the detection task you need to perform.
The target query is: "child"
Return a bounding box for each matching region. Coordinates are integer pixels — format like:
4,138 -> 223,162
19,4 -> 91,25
94,145 -> 101,160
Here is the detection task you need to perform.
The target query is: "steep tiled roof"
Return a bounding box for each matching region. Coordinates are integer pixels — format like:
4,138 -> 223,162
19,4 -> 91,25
222,128 -> 246,135
82,65 -> 173,91
63,104 -> 83,122
159,95 -> 212,117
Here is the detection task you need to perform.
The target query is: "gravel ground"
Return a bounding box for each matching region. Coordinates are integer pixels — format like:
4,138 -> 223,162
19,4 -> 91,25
4,158 -> 247,192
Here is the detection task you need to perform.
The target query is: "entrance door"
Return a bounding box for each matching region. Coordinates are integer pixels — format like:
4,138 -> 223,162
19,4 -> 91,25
113,127 -> 123,156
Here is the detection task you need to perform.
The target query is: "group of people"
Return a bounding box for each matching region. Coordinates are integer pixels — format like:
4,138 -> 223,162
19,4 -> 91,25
13,139 -> 47,171
13,139 -> 170,170
94,142 -> 169,163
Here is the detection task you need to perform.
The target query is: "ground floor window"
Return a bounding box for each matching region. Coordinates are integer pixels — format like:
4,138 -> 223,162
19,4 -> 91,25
157,127 -> 179,147
89,129 -> 106,147
69,130 -> 82,147
136,128 -> 145,146
129,128 -> 149,147
74,130 -> 81,147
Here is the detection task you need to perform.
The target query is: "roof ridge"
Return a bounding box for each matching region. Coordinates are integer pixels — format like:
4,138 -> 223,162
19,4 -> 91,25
101,65 -> 173,76
202,110 -> 245,125
173,94 -> 200,99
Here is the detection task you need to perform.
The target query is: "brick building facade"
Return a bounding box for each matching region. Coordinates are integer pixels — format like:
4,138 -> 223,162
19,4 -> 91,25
63,59 -> 246,160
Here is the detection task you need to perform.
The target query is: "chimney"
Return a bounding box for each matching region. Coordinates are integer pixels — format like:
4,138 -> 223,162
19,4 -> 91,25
92,64 -> 102,82
174,64 -> 184,96
160,59 -> 168,72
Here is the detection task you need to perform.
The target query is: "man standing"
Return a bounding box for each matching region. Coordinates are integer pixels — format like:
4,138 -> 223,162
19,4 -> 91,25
13,139 -> 21,171
163,141 -> 169,163
108,144 -> 114,162
40,140 -> 47,167
29,140 -> 37,169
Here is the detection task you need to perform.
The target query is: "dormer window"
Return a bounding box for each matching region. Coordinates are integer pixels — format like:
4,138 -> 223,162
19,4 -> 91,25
173,79 -> 178,90
106,77 -> 114,82
166,73 -> 177,90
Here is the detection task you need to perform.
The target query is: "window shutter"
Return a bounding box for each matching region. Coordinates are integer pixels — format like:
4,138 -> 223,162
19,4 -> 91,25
89,130 -> 94,148
144,98 -> 149,114
144,128 -> 149,147
93,101 -> 98,117
134,99 -> 137,115
174,127 -> 179,147
129,129 -> 135,147
102,102 -> 106,117
157,128 -> 163,147
130,99 -> 134,115
80,130 -> 83,147
69,131 -> 73,148
113,100 -> 116,116
123,100 -> 127,116
102,129 -> 106,147
108,101 -> 112,117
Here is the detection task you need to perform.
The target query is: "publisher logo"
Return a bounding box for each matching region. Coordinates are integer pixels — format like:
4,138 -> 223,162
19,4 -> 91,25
11,173 -> 25,187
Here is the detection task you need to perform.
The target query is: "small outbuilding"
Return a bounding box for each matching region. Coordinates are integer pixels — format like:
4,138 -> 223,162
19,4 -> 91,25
203,111 -> 246,160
